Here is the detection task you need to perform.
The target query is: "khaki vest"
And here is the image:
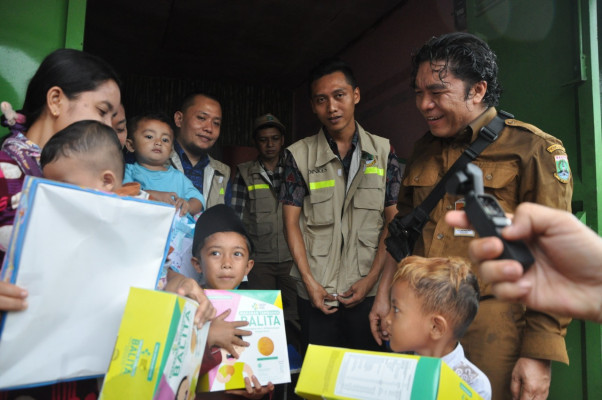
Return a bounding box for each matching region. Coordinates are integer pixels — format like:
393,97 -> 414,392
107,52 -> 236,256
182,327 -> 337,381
169,151 -> 230,209
237,159 -> 291,263
287,124 -> 389,299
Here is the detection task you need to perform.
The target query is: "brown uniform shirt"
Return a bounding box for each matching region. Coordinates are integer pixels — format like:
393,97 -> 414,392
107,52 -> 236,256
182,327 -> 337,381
397,107 -> 571,363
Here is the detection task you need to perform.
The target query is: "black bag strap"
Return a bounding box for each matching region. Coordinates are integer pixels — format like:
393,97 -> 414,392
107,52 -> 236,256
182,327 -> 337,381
402,110 -> 513,228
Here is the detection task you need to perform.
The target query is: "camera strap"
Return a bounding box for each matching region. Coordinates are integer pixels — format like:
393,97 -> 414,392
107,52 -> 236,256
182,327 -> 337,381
403,109 -> 514,231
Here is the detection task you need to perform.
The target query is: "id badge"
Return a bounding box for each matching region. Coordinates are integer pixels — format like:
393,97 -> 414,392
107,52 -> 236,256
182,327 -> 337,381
453,199 -> 475,237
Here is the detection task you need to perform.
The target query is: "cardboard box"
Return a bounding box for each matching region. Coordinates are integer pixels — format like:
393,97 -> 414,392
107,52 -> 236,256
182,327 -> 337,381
198,290 -> 290,392
100,287 -> 209,400
295,345 -> 483,400
165,214 -> 202,286
0,177 -> 175,390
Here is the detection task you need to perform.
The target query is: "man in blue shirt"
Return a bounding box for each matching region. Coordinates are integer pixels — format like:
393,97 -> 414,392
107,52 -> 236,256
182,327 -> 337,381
170,93 -> 231,208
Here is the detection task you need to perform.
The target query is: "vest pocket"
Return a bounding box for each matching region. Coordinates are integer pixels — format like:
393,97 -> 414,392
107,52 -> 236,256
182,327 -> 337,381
354,187 -> 384,211
357,230 -> 378,276
306,187 -> 335,225
250,196 -> 275,214
248,222 -> 273,254
305,231 -> 333,283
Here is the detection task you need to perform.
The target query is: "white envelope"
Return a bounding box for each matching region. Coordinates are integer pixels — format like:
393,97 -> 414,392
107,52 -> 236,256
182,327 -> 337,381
0,177 -> 176,390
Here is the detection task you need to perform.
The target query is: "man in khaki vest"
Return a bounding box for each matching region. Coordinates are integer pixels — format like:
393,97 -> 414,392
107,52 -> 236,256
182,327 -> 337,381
279,59 -> 402,353
170,93 -> 230,208
231,113 -> 300,344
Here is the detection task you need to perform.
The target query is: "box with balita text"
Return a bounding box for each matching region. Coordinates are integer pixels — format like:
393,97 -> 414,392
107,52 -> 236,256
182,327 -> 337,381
198,289 -> 290,392
100,287 -> 209,400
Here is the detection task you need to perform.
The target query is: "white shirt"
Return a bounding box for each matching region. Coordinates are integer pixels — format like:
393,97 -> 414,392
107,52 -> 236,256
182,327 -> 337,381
442,342 -> 492,400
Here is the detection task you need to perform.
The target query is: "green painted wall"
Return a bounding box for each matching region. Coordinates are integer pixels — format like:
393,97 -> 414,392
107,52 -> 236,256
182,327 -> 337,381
0,0 -> 86,117
467,0 -> 601,232
467,1 -> 601,398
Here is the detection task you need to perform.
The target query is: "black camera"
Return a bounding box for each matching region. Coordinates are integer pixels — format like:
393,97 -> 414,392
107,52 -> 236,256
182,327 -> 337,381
446,163 -> 534,270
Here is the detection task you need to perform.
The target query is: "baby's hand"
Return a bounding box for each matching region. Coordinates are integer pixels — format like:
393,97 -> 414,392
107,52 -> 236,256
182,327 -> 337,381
174,197 -> 190,216
187,198 -> 203,216
208,309 -> 251,358
146,190 -> 179,205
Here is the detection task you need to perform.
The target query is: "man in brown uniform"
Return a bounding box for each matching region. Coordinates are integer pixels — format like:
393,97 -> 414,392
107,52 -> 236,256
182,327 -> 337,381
370,32 -> 572,400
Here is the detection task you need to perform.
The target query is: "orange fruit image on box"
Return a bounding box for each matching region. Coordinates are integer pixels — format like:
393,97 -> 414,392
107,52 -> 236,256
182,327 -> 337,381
258,337 -> 274,356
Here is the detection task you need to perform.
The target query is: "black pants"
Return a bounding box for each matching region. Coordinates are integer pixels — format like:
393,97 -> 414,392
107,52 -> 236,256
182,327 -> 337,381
297,296 -> 385,356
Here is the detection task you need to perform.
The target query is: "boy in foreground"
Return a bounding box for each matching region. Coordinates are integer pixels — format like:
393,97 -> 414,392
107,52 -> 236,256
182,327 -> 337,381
386,256 -> 491,400
191,204 -> 275,399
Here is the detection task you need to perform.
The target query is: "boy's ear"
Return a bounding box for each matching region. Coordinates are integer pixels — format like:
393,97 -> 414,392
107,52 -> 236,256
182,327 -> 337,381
430,314 -> 448,340
191,256 -> 202,274
101,170 -> 118,192
125,138 -> 136,153
245,259 -> 254,276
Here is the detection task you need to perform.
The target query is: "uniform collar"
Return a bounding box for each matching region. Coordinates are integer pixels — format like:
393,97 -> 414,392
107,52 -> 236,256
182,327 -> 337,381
174,139 -> 210,169
322,124 -> 359,154
441,342 -> 464,365
425,107 -> 496,145
316,122 -> 374,167
467,107 -> 497,142
255,153 -> 285,173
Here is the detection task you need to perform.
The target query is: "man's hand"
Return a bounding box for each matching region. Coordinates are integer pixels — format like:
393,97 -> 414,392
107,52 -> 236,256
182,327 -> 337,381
0,281 -> 28,311
304,277 -> 338,315
510,357 -> 551,400
338,274 -> 378,308
207,309 -> 251,358
368,292 -> 390,346
445,203 -> 602,323
226,376 -> 275,399
368,252 -> 396,345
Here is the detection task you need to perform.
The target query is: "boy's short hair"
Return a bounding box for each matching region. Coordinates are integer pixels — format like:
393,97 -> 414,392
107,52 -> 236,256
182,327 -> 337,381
127,112 -> 175,140
40,119 -> 124,180
307,58 -> 358,97
393,256 -> 480,339
192,204 -> 254,258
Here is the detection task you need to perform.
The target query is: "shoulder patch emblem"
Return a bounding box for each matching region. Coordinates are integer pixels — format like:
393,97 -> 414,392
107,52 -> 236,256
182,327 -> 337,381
554,155 -> 571,183
547,144 -> 565,153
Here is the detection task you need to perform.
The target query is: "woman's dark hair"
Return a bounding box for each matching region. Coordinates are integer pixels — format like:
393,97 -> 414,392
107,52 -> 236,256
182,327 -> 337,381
410,32 -> 502,107
21,48 -> 120,127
